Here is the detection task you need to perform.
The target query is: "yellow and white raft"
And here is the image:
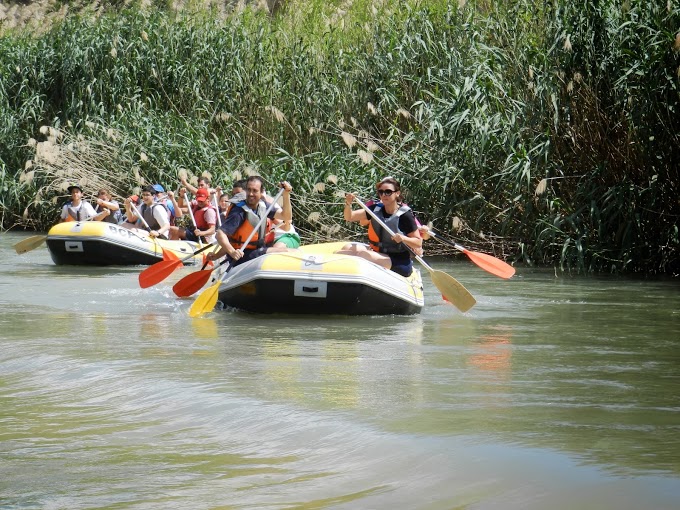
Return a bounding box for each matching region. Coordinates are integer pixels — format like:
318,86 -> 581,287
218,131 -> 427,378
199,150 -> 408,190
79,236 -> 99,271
46,221 -> 207,266
216,242 -> 425,315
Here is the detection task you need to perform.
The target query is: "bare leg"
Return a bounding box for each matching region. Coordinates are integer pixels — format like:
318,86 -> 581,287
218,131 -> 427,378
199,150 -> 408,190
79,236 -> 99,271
168,226 -> 183,240
335,243 -> 391,269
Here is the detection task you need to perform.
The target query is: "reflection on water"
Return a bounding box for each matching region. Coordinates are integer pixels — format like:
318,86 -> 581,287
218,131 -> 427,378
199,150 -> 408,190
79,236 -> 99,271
1,233 -> 679,509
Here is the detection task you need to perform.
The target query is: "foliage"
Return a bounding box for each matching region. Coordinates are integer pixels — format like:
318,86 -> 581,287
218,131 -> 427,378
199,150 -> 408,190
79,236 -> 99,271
0,0 -> 678,274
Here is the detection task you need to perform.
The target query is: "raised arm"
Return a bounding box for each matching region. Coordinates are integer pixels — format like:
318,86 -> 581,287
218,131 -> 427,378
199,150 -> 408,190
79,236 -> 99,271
343,193 -> 368,223
273,181 -> 293,223
167,190 -> 183,219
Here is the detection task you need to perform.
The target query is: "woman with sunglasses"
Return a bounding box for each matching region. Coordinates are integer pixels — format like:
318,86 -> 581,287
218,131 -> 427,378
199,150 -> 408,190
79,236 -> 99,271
338,176 -> 422,277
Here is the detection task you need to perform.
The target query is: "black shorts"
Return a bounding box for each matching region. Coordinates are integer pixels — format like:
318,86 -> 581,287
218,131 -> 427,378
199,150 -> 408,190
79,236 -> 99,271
388,252 -> 413,277
185,229 -> 208,244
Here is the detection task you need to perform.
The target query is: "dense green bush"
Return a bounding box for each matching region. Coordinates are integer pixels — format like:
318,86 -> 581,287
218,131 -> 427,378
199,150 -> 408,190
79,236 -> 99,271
0,0 -> 677,274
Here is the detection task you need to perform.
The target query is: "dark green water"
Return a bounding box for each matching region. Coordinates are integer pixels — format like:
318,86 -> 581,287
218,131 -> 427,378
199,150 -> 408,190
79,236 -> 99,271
1,232 -> 679,509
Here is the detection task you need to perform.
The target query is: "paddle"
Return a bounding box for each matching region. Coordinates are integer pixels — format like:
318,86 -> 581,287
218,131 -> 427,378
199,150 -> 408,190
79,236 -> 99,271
189,187 -> 285,317
14,209 -> 97,254
354,197 -> 476,313
163,248 -> 180,262
173,257 -> 228,297
427,230 -> 515,279
138,242 -> 216,289
185,193 -> 203,248
168,199 -> 224,296
13,234 -> 48,255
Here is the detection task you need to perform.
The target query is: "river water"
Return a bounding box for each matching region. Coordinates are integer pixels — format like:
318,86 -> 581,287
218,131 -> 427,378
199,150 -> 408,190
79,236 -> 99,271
1,231 -> 679,509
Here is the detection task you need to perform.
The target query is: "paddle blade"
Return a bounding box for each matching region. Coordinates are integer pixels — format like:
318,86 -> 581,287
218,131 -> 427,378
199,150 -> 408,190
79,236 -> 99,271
138,259 -> 182,288
189,280 -> 221,317
162,248 -> 180,262
13,235 -> 47,254
429,268 -> 476,312
463,249 -> 515,279
173,269 -> 213,297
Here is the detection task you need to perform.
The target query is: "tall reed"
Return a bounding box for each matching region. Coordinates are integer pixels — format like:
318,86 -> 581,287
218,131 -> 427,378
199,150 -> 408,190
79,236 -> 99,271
0,0 -> 677,273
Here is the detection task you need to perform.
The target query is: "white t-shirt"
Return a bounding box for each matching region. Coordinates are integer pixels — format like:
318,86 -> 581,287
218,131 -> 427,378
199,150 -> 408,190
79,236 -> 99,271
150,204 -> 170,229
61,201 -> 97,221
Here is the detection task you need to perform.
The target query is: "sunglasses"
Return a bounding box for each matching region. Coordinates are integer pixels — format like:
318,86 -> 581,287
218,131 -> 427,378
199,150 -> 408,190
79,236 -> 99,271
141,193 -> 152,197
377,189 -> 395,196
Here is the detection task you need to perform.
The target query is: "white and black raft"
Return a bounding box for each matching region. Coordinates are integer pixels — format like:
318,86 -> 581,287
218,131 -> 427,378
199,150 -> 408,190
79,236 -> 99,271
45,221 -> 209,266
214,242 -> 425,315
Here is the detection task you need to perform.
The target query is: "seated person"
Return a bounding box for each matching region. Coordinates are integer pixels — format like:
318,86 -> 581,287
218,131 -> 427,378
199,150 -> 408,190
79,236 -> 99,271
169,188 -> 217,244
60,185 -> 100,222
151,184 -> 181,226
337,176 -> 422,277
122,186 -> 170,239
207,176 -> 293,267
178,175 -> 215,214
270,219 -> 301,249
94,188 -> 122,224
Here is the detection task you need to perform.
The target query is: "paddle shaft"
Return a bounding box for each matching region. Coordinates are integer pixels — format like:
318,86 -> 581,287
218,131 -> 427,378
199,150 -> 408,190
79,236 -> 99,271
130,202 -> 151,231
429,231 -> 470,253
352,197 -> 427,267
185,194 -> 203,247
429,230 -> 515,279
213,195 -> 222,227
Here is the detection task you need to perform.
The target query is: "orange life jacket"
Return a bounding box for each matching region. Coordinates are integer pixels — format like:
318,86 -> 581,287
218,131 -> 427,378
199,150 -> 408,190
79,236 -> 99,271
228,201 -> 271,250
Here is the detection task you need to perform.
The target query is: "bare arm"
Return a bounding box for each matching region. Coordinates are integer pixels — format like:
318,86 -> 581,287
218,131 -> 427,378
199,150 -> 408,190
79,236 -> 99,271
212,229 -> 243,261
167,190 -> 183,219
124,198 -> 139,222
343,193 -> 368,223
180,177 -> 198,195
272,181 -> 293,223
392,230 -> 423,251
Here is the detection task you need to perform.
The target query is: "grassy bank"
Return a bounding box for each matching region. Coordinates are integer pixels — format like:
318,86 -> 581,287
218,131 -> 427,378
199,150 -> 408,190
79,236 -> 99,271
0,0 -> 678,274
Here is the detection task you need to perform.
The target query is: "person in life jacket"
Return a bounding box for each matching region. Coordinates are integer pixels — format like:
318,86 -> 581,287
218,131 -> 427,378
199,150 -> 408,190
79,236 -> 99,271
207,176 -> 293,267
148,184 -> 176,226
60,185 -> 99,223
169,187 -> 217,243
94,188 -> 123,224
123,185 -> 170,239
359,198 -> 429,256
337,176 -> 422,277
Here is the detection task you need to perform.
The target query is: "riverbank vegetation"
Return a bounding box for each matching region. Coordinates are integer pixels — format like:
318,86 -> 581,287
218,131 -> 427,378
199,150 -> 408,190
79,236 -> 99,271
1,0 -> 678,274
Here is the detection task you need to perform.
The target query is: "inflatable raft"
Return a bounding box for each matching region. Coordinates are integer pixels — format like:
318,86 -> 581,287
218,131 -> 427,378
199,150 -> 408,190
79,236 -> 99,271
216,242 -> 424,315
46,221 -> 208,266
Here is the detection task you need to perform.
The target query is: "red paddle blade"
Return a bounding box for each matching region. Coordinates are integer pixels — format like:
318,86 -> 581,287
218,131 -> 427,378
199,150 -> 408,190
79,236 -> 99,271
462,249 -> 516,279
172,269 -> 213,297
162,248 -> 180,261
139,259 -> 182,288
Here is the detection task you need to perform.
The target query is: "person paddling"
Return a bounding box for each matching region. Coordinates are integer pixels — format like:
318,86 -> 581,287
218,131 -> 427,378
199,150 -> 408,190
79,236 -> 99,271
169,187 -> 217,244
207,176 -> 293,267
123,185 -> 171,239
337,176 -> 422,277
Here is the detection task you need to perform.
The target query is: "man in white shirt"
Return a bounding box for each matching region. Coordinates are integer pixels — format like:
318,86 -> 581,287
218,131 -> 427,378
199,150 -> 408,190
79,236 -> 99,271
60,185 -> 99,222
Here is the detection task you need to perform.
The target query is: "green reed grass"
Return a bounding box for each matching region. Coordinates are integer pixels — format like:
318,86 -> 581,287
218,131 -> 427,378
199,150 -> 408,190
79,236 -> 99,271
0,0 -> 677,273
